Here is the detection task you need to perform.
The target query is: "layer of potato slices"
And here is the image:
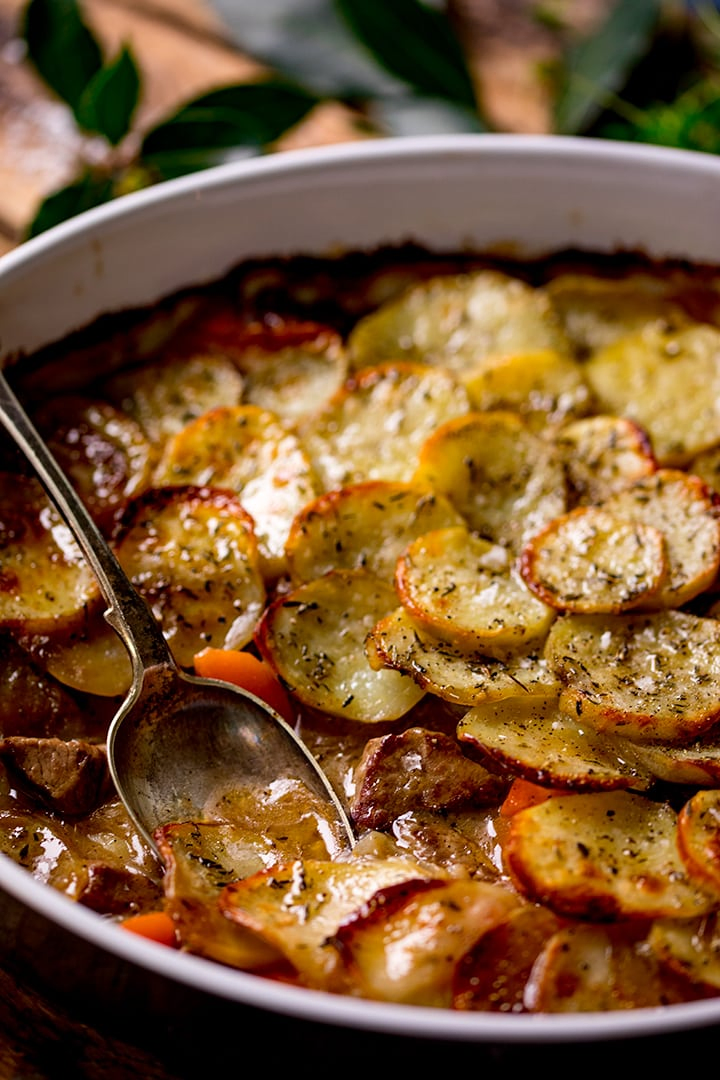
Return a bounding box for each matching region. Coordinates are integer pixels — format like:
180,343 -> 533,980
597,469 -> 720,608
347,269 -> 569,373
154,403 -> 317,580
31,394 -> 156,533
553,414 -> 657,506
545,271 -> 689,357
648,913 -> 720,991
677,789 -> 720,894
219,856 -> 437,990
256,569 -> 425,722
504,790 -> 720,920
546,611 -> 720,743
285,481 -> 465,585
334,876 -> 521,1006
462,347 -> 591,430
413,411 -> 566,552
113,485 -> 265,667
621,734 -> 720,787
0,472 -> 99,634
520,506 -> 668,613
585,321 -> 720,466
396,526 -> 555,657
297,362 -> 470,491
523,922 -> 695,1012
367,606 -> 559,706
104,351 -> 245,447
458,693 -> 654,791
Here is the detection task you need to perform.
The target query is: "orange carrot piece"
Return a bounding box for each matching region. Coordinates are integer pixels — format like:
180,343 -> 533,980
193,648 -> 295,724
500,778 -> 566,817
119,911 -> 177,947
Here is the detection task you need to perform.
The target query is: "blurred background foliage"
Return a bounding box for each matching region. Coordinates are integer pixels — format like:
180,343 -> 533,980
18,0 -> 720,237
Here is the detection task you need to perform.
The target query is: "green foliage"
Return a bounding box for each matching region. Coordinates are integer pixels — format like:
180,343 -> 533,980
18,0 -> 720,240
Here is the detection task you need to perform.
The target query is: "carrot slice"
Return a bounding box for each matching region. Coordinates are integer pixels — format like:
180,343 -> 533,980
193,648 -> 295,725
500,778 -> 565,817
119,911 -> 178,947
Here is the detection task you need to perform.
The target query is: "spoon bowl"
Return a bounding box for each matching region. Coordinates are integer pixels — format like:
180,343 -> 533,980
0,366 -> 354,855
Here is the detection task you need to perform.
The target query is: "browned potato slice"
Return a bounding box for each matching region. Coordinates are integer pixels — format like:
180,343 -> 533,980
599,469 -> 720,608
0,473 -> 99,634
458,693 -> 653,791
505,790 -> 719,920
219,856 -> 435,990
234,338 -> 347,423
297,362 -> 470,491
396,526 -> 555,657
585,322 -> 720,465
32,395 -> 156,532
546,272 -> 688,356
413,411 -> 566,552
677,789 -> 720,895
620,735 -> 720,787
546,611 -> 720,743
256,569 -> 425,722
452,904 -> 563,1012
524,923 -> 693,1012
367,606 -> 558,706
554,414 -> 657,506
154,404 -> 317,580
520,507 -> 667,614
285,481 -> 464,585
334,877 -> 521,1006
114,486 -> 265,667
104,352 -> 244,446
463,348 -> 591,430
688,443 -> 720,497
347,270 -> 569,374
155,820 -> 323,970
24,611 -> 132,698
648,913 -> 720,990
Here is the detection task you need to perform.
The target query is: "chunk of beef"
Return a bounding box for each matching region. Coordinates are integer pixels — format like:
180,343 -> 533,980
0,737 -> 110,815
0,634 -> 86,738
77,863 -> 162,915
350,727 -> 506,831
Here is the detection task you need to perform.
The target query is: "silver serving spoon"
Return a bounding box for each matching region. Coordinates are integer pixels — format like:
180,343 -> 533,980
0,366 -> 354,855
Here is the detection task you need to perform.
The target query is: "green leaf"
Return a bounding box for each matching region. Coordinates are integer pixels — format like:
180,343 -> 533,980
75,44 -> 140,144
140,81 -> 320,166
26,173 -> 114,238
553,0 -> 662,134
334,0 -> 477,109
22,0 -> 103,111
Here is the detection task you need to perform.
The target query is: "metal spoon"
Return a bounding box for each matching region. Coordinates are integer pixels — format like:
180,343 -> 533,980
0,367 -> 354,855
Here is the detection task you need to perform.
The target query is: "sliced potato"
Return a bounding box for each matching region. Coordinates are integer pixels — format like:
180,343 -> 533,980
413,411 -> 566,552
297,362 -> 470,491
32,395 -> 156,532
154,404 -> 317,580
396,526 -> 555,657
219,856 -> 435,990
621,735 -> 720,787
347,269 -> 569,374
554,414 -> 657,506
648,914 -> 720,990
113,485 -> 265,667
458,693 -> 653,791
688,442 -> 720,497
463,348 -> 591,430
233,334 -> 347,423
256,569 -> 425,722
0,473 -> 99,634
546,272 -> 688,356
677,789 -> 720,895
524,923 -> 693,1012
23,613 -> 132,698
335,877 -> 520,1006
546,611 -> 720,743
585,322 -> 720,465
367,606 -> 559,707
520,506 -> 668,613
104,352 -> 245,446
599,469 -> 720,608
285,481 -> 464,585
505,790 -> 719,920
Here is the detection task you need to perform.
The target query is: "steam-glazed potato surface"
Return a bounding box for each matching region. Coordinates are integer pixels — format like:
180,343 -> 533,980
5,244 -> 720,1015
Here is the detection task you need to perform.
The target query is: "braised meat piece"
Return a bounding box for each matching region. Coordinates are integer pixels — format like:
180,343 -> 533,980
0,634 -> 87,739
350,727 -> 506,831
77,863 -> 162,916
0,737 -> 110,815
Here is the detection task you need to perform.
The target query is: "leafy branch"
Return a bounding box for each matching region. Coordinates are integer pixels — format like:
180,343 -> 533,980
19,0 -> 720,239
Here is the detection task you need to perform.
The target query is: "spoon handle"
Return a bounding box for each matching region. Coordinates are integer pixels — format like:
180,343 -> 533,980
0,367 -> 173,673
